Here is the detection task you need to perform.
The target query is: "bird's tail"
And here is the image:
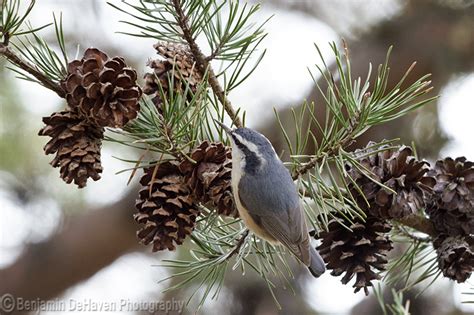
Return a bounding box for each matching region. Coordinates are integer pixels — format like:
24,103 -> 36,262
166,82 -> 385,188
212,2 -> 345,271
308,246 -> 326,277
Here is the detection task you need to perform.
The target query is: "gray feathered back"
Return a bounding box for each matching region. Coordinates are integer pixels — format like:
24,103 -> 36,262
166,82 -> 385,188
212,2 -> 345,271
240,158 -> 299,214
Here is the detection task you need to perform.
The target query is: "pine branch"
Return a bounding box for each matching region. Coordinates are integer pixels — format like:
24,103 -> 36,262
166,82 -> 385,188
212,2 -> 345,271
283,42 -> 438,239
3,0 -> 464,307
1,0 -> 65,95
291,136 -> 355,181
395,215 -> 436,238
395,225 -> 431,243
223,229 -> 249,260
0,43 -> 65,97
289,100 -> 359,182
171,0 -> 243,128
1,27 -> 10,45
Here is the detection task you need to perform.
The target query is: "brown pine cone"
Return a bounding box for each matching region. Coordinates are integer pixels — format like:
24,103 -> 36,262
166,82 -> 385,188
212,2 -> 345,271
347,143 -> 435,219
62,48 -> 142,128
143,42 -> 202,110
426,157 -> 474,236
179,141 -> 238,217
316,214 -> 393,295
135,162 -> 200,251
38,110 -> 104,188
433,235 -> 474,283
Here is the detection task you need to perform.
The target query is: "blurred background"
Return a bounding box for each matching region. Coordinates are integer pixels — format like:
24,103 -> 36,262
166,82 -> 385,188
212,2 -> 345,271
0,0 -> 473,314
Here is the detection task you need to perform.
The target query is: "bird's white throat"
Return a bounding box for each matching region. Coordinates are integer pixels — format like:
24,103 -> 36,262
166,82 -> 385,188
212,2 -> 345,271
230,142 -> 245,193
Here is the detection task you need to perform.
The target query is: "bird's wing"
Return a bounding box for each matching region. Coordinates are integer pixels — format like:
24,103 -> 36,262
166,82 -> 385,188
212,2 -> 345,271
238,173 -> 311,265
254,207 -> 310,266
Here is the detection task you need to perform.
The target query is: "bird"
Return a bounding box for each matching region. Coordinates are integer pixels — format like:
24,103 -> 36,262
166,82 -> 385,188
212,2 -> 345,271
215,121 -> 326,277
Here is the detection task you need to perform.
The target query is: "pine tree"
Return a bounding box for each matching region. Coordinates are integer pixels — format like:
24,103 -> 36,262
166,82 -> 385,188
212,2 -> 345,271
1,0 -> 472,311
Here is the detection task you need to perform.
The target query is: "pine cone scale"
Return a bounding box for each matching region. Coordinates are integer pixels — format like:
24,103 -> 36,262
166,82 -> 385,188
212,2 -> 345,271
143,42 -> 202,111
434,235 -> 474,282
179,141 -> 238,217
61,48 -> 142,128
427,156 -> 474,236
39,110 -> 104,188
347,142 -> 435,219
135,162 -> 200,252
317,214 -> 393,295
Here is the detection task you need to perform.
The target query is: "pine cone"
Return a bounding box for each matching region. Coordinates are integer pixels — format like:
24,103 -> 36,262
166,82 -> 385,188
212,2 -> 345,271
179,141 -> 238,217
347,143 -> 435,219
143,42 -> 202,109
38,110 -> 104,188
434,235 -> 474,283
135,162 -> 200,251
62,48 -> 142,128
317,214 -> 393,295
426,157 -> 474,236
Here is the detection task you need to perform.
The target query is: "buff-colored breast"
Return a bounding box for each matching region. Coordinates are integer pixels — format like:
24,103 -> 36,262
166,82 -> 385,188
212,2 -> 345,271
231,143 -> 278,243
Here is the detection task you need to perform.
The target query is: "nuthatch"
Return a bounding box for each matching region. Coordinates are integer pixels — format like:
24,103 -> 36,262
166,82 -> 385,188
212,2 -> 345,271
216,121 -> 326,277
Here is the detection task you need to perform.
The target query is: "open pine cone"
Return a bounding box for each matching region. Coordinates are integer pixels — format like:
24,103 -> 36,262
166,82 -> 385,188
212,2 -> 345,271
316,214 -> 393,295
135,162 -> 200,251
434,235 -> 474,283
426,157 -> 474,236
143,42 -> 202,109
346,143 -> 435,219
62,48 -> 142,128
179,141 -> 237,217
38,110 -> 104,188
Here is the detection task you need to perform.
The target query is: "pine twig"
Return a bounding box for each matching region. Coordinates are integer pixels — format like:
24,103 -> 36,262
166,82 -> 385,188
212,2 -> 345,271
0,43 -> 65,97
224,229 -> 249,260
396,225 -> 432,243
291,113 -> 358,180
292,136 -> 437,239
395,215 -> 436,238
291,140 -> 354,181
1,27 -> 10,45
171,0 -> 243,128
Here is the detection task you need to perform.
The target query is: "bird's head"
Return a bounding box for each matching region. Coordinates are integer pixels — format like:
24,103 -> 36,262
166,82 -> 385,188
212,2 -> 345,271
215,121 -> 278,175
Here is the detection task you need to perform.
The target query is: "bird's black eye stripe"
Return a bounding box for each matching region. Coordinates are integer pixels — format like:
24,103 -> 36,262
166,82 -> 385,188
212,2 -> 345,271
231,134 -> 245,149
231,133 -> 246,150
231,134 -> 261,173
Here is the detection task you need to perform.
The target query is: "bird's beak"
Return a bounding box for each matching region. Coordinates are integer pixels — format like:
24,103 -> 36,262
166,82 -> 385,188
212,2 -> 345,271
214,119 -> 233,135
